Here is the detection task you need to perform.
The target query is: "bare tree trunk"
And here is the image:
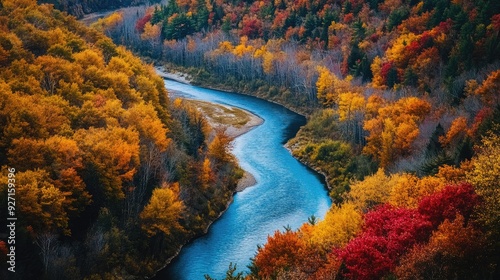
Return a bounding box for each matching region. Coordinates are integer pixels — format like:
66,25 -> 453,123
36,232 -> 59,273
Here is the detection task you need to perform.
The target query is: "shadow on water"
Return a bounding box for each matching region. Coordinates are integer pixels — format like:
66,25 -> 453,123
282,115 -> 306,144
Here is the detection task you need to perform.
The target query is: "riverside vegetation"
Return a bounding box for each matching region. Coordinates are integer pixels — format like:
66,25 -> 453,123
1,0 -> 500,279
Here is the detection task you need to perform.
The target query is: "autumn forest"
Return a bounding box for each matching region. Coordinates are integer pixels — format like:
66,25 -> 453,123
1,0 -> 500,279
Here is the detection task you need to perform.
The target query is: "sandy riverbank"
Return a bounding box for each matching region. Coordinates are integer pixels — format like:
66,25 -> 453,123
155,66 -> 192,84
181,99 -> 263,192
217,106 -> 264,139
181,99 -> 264,138
236,171 -> 257,192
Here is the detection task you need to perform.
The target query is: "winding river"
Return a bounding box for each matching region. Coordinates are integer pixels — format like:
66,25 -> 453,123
157,80 -> 332,279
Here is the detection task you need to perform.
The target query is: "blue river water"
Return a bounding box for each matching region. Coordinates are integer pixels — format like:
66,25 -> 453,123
157,80 -> 331,279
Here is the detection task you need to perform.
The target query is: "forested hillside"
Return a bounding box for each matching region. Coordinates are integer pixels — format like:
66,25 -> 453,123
98,0 -> 500,279
127,0 -> 500,107
123,0 -> 500,200
0,1 -> 242,279
3,0 -> 499,279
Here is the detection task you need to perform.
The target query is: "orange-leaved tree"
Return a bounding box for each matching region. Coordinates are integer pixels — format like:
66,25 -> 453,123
363,96 -> 431,167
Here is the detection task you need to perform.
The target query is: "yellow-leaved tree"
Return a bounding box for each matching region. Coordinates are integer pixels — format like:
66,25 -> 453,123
436,163 -> 470,183
140,183 -> 184,237
467,132 -> 500,236
386,32 -> 420,67
232,36 -> 254,57
338,92 -> 365,122
370,56 -> 386,88
4,169 -> 71,235
413,176 -> 447,200
306,202 -> 363,251
347,168 -> 391,210
388,173 -> 421,208
141,22 -> 161,41
316,66 -> 340,107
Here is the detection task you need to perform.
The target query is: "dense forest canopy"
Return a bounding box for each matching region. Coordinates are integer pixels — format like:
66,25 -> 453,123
122,0 -> 500,198
0,0 -> 499,279
139,0 -> 500,87
0,0 -> 241,279
109,0 -> 500,279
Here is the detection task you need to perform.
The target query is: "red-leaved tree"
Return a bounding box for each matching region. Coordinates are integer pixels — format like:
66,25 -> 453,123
418,182 -> 480,228
338,205 -> 433,280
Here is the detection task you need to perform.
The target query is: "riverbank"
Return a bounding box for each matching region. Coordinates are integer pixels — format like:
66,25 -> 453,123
159,77 -> 331,280
147,70 -> 264,278
182,99 -> 264,139
154,65 -> 316,117
156,66 -> 332,194
183,99 -> 262,191
77,10 -> 324,280
168,89 -> 264,191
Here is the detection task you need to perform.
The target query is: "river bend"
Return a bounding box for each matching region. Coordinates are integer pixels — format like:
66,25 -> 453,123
158,80 -> 331,279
